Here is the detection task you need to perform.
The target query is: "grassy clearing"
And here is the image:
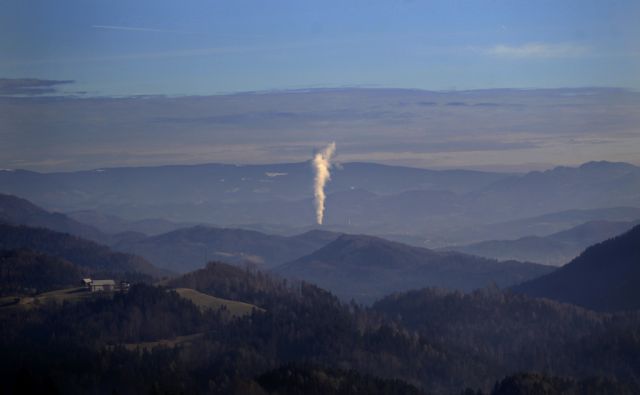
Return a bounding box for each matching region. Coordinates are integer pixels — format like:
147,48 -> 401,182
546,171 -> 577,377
0,287 -> 106,309
173,287 -> 263,317
1,284 -> 263,319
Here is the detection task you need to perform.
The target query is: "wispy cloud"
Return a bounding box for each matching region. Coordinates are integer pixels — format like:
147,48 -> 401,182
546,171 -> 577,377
485,43 -> 590,58
0,78 -> 74,96
91,25 -> 192,34
4,42 -> 325,66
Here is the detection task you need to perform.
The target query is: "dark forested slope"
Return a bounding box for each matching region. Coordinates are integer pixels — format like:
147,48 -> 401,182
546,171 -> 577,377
513,224 -> 640,312
0,223 -> 165,278
0,249 -> 83,296
373,287 -> 640,391
2,259 -> 640,394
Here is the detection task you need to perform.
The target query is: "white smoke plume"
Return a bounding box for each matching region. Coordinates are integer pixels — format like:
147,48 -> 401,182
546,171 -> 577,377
312,142 -> 336,225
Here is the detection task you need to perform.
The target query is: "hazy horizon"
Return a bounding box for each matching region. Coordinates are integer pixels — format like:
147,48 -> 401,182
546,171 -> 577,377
2,86 -> 639,172
1,153 -> 637,175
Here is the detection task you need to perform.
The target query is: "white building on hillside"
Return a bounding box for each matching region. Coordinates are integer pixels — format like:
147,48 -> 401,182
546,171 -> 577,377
81,278 -> 129,292
90,279 -> 116,292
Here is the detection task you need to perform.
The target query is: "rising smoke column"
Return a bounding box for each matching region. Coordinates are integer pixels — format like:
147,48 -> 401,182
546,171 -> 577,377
312,142 -> 336,225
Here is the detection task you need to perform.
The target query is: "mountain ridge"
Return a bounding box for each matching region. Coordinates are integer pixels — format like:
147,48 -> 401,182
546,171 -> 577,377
446,219 -> 640,265
2,161 -> 638,243
0,193 -> 107,242
274,233 -> 554,303
115,225 -> 342,273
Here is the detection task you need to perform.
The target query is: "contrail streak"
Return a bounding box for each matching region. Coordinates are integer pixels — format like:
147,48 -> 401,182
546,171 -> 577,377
91,25 -> 190,33
312,142 -> 336,225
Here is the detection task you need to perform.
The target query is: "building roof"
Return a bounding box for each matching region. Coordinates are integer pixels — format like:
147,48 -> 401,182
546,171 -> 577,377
91,279 -> 116,286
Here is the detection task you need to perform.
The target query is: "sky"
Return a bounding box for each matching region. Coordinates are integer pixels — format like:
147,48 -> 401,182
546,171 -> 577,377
1,0 -> 639,95
0,1 -> 639,172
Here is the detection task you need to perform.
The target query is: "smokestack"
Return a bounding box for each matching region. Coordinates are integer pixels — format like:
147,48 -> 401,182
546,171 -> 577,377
312,142 -> 336,225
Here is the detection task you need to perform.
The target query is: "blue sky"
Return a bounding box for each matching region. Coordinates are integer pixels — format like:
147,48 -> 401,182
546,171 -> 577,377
1,0 -> 639,95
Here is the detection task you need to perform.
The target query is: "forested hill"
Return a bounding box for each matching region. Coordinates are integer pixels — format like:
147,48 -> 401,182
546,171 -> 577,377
0,193 -> 106,242
372,286 -> 640,391
513,224 -> 640,312
5,263 -> 640,395
0,249 -> 83,296
0,223 -> 165,278
3,259 -> 640,394
115,226 -> 341,273
166,261 -> 315,308
274,234 -> 554,302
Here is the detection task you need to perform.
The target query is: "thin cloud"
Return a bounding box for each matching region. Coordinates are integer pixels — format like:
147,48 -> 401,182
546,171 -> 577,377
0,78 -> 74,96
91,25 -> 192,34
485,43 -> 590,58
6,42 -> 326,66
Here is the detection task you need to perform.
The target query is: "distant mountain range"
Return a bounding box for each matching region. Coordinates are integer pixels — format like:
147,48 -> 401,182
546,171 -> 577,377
418,206 -> 640,247
469,161 -> 640,219
0,192 -> 342,274
4,191 -> 639,310
513,224 -> 640,312
66,210 -> 196,236
0,161 -> 506,212
0,193 -> 555,298
273,234 -> 554,303
446,219 -> 640,266
2,161 -> 638,244
480,206 -> 640,239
